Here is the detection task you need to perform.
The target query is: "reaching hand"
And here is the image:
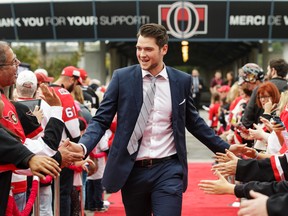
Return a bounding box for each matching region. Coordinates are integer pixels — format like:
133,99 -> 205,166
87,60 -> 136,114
259,116 -> 273,132
198,170 -> 235,195
248,124 -> 267,141
58,138 -> 84,167
228,143 -> 246,156
238,190 -> 268,216
240,130 -> 254,140
28,155 -> 61,180
212,150 -> 239,177
64,139 -> 85,155
271,120 -> 286,133
214,152 -> 231,163
39,84 -> 62,107
242,146 -> 258,158
32,105 -> 44,124
73,158 -> 95,173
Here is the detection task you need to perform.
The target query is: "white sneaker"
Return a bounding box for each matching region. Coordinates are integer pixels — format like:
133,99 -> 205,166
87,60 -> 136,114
103,200 -> 110,207
202,105 -> 210,111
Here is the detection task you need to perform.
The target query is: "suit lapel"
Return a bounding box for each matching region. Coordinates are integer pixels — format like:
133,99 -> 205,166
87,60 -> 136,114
167,67 -> 180,122
131,65 -> 143,113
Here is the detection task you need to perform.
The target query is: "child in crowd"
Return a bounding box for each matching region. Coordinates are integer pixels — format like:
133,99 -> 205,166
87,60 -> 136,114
207,92 -> 221,133
86,129 -> 110,212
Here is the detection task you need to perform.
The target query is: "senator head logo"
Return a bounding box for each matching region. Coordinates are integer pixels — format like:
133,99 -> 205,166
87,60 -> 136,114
158,2 -> 208,39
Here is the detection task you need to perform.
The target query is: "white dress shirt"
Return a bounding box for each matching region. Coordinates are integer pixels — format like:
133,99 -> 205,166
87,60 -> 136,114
136,67 -> 177,160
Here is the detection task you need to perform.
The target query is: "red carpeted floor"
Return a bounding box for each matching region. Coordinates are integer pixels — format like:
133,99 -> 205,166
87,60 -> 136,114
98,163 -> 239,216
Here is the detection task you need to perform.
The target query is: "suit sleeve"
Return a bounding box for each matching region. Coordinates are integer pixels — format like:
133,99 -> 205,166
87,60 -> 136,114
236,153 -> 288,182
241,87 -> 263,129
234,181 -> 288,198
79,70 -> 119,155
0,128 -> 34,169
267,193 -> 288,216
41,117 -> 64,150
235,158 -> 276,182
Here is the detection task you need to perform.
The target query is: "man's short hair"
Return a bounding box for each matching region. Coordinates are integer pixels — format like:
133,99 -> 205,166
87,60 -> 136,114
137,23 -> 169,48
269,58 -> 288,78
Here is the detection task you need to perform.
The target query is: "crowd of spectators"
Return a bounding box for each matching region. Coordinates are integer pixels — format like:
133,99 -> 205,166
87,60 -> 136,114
0,41 -> 112,215
199,58 -> 288,216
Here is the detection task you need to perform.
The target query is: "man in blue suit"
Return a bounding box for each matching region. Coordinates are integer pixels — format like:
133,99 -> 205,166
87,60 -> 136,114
76,23 -> 243,215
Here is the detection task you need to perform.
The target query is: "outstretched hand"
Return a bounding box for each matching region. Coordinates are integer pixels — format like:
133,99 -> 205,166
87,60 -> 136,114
238,190 -> 268,216
65,139 -> 85,155
28,155 -> 61,180
58,138 -> 84,167
212,150 -> 239,177
228,143 -> 246,156
259,116 -> 273,132
214,152 -> 231,163
241,146 -> 258,159
248,123 -> 267,141
39,83 -> 62,107
198,169 -> 235,195
73,158 -> 95,173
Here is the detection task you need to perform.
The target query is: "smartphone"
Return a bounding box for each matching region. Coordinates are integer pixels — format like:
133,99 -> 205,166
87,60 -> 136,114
271,116 -> 285,127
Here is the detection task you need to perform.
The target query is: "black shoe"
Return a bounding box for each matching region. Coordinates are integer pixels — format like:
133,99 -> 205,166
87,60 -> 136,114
94,207 -> 108,212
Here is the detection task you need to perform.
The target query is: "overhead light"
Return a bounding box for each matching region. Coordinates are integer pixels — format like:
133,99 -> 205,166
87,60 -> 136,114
181,41 -> 189,46
181,41 -> 189,62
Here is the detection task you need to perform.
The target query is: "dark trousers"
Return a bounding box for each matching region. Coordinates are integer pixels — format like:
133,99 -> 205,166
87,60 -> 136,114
86,179 -> 104,210
193,92 -> 201,111
58,167 -> 74,215
121,158 -> 183,216
0,171 -> 12,216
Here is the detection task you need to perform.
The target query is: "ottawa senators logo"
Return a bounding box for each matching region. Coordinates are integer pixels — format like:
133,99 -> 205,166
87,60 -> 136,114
3,110 -> 18,124
158,2 -> 208,39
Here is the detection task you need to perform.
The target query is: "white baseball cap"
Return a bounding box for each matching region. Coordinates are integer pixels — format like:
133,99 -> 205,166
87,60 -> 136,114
16,70 -> 38,90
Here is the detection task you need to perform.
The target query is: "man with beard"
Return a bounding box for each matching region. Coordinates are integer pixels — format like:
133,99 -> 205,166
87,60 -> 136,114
242,58 -> 288,129
48,66 -> 82,215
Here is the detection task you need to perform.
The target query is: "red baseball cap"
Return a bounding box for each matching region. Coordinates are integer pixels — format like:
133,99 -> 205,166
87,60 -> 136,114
217,85 -> 230,93
61,66 -> 83,85
78,68 -> 88,81
35,72 -> 54,84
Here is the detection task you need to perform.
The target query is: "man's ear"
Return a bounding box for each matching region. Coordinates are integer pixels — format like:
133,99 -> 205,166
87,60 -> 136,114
162,44 -> 168,55
271,67 -> 277,76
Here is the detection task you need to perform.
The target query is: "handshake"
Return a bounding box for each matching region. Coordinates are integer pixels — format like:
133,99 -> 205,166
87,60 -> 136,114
58,138 -> 87,168
28,139 -> 89,181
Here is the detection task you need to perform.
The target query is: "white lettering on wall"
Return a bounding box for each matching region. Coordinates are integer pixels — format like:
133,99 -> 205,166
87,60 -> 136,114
99,15 -> 149,26
230,15 -> 265,26
0,18 -> 21,27
67,16 -> 98,26
230,15 -> 288,26
284,16 -> 288,25
267,15 -> 282,25
22,17 -> 44,27
45,16 -> 66,26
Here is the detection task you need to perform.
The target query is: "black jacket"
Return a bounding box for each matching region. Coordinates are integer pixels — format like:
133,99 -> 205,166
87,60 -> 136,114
242,78 -> 288,129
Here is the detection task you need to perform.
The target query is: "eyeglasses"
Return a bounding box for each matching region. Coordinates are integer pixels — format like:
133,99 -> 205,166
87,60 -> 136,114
0,56 -> 20,67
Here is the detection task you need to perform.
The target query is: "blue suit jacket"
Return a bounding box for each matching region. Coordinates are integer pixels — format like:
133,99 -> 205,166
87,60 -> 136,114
79,65 -> 230,193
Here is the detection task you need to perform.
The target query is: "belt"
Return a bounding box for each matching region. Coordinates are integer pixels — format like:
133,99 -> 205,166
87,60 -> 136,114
134,154 -> 178,168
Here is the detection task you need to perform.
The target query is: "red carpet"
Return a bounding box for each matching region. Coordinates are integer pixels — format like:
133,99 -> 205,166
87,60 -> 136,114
98,163 -> 239,216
